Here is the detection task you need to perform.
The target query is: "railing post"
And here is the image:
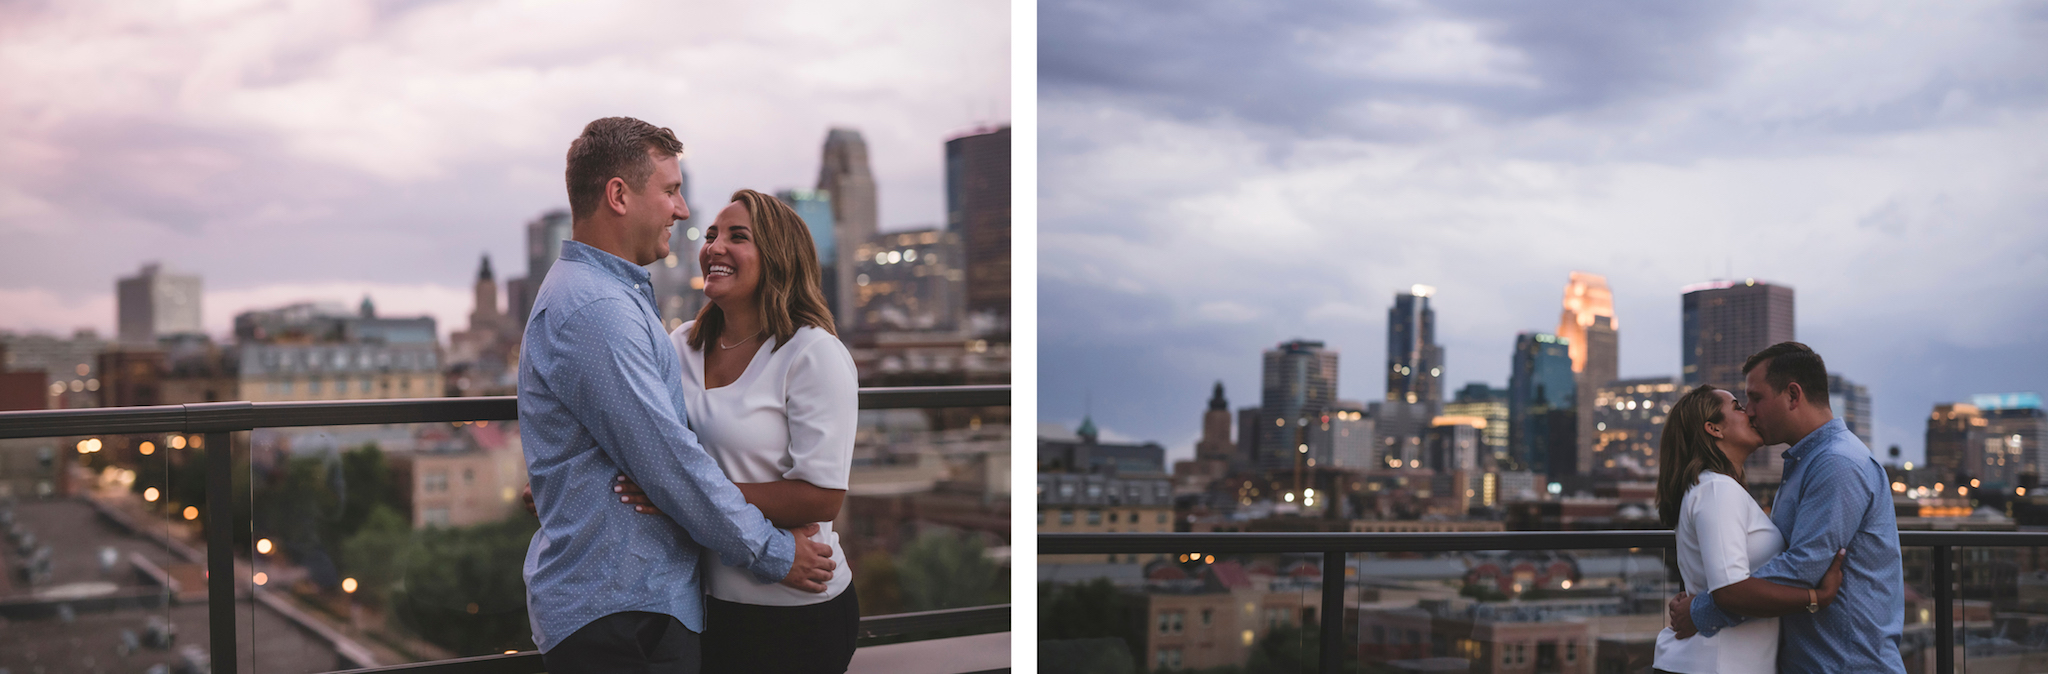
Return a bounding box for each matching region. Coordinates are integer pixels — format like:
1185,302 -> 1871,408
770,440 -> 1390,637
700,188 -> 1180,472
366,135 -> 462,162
206,429 -> 237,674
1933,545 -> 1952,674
1321,550 -> 1344,674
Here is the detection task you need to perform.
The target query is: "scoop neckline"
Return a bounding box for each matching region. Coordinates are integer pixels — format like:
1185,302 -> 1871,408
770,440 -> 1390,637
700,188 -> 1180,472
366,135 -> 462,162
695,332 -> 783,391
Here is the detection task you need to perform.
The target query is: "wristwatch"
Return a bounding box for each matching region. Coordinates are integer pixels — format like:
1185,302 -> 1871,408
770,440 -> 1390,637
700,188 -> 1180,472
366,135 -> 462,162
1806,588 -> 1820,613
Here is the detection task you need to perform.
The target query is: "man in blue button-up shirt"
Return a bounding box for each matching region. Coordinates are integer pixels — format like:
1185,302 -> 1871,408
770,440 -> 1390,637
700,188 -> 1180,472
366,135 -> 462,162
1671,342 -> 1906,673
521,117 -> 835,673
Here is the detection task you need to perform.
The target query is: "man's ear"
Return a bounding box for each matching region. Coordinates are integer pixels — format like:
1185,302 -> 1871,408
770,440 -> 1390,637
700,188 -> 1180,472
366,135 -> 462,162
1784,381 -> 1805,410
605,176 -> 631,216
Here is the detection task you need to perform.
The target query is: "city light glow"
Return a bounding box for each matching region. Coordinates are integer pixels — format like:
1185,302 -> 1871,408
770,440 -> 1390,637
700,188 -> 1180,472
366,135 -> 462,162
143,487 -> 159,502
343,578 -> 358,593
183,506 -> 198,520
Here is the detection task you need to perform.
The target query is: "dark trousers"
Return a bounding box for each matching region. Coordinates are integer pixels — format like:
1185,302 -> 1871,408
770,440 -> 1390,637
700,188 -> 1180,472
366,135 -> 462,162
702,585 -> 860,674
544,611 -> 701,674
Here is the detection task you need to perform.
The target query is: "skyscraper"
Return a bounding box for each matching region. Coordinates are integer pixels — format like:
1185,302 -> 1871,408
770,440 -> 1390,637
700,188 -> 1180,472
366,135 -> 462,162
1558,272 -> 1618,488
1445,383 -> 1510,469
1313,402 -> 1373,469
1926,403 -> 2021,489
1829,373 -> 1873,448
117,263 -> 202,345
818,128 -> 877,331
946,126 -> 1010,325
1259,339 -> 1339,470
851,228 -> 963,331
509,209 -> 572,331
1509,333 -> 1576,478
1557,272 -> 1616,374
1386,285 -> 1445,407
776,189 -> 838,321
1681,280 -> 1795,392
1592,377 -> 1681,478
1974,393 -> 2045,485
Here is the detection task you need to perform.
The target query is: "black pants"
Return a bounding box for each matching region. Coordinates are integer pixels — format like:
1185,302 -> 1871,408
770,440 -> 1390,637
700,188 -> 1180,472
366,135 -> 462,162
544,611 -> 701,674
702,586 -> 860,674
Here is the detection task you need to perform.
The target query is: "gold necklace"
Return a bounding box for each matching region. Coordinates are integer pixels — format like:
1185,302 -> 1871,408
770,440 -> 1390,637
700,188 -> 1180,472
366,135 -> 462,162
719,329 -> 764,350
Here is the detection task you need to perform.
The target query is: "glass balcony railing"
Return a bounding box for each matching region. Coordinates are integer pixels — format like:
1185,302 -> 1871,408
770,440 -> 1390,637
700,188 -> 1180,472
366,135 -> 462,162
1040,530 -> 2048,674
0,385 -> 1008,674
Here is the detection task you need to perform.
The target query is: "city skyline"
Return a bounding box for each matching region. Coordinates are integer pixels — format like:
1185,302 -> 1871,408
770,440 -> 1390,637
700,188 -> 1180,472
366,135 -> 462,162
0,1 -> 1010,341
1041,0 -> 2048,467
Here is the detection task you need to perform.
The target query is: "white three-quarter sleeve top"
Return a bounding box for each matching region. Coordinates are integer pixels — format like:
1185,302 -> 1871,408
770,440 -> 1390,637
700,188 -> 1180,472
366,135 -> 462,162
1654,470 -> 1784,674
671,323 -> 858,606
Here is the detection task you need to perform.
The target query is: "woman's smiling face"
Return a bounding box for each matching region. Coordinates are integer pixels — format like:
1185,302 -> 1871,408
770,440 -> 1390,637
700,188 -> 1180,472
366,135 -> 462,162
700,200 -> 763,307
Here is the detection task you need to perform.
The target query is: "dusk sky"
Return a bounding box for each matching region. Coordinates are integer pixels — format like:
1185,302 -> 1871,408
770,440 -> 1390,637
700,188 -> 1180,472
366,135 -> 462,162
1040,0 -> 2048,465
0,0 -> 1008,339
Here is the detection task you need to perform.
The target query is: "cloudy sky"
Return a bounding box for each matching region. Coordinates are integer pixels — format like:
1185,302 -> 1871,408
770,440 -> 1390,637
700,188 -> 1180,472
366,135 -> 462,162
1040,0 -> 2048,465
0,0 -> 1008,339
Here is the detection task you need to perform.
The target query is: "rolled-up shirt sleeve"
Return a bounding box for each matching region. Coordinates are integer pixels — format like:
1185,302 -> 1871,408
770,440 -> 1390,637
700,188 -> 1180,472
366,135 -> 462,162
1692,589 -> 1748,637
548,298 -> 794,584
780,338 -> 858,490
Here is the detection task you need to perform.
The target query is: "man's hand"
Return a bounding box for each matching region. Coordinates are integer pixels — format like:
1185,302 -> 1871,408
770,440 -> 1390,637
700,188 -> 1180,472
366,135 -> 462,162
522,483 -> 537,517
780,523 -> 836,593
1669,592 -> 1698,639
616,473 -> 665,516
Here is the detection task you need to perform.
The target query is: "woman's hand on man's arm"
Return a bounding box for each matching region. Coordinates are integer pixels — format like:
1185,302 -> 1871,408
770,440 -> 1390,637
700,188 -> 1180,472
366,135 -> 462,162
614,473 -> 845,530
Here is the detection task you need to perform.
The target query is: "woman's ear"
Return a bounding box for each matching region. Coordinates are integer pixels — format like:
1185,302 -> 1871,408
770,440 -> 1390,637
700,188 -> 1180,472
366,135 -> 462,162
1703,421 -> 1725,440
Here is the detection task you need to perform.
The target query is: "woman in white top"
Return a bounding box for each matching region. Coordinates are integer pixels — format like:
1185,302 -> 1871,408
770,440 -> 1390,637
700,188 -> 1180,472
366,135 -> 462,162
1652,385 -> 1844,674
617,189 -> 860,673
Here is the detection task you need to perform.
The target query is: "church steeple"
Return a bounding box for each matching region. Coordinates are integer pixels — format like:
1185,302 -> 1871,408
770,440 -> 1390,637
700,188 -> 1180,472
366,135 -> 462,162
1209,381 -> 1228,411
471,254 -> 502,329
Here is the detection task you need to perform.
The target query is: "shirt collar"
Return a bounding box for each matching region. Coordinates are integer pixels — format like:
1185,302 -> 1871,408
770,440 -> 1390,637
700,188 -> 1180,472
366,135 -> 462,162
1781,417 -> 1848,463
559,240 -> 652,287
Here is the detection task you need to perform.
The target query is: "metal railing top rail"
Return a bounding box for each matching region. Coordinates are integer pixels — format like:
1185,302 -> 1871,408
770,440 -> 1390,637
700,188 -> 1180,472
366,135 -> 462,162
1043,529 -> 2033,674
854,603 -> 1011,641
1039,529 -> 2048,554
0,384 -> 1010,440
324,605 -> 1014,674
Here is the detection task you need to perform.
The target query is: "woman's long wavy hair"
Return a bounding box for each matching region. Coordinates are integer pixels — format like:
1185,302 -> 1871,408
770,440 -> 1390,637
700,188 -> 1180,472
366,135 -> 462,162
1656,384 -> 1743,529
686,189 -> 836,352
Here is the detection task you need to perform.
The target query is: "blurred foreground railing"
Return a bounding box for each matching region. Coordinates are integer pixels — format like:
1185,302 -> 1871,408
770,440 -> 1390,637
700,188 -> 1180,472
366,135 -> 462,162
0,385 -> 1009,674
1040,529 -> 2048,674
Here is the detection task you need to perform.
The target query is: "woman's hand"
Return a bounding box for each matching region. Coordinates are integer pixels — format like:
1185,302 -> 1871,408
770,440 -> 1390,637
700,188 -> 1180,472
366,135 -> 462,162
1669,592 -> 1697,639
1817,548 -> 1847,608
616,473 -> 664,516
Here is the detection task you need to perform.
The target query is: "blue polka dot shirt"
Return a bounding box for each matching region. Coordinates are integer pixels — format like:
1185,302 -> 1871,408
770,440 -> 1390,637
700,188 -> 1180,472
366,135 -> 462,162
518,240 -> 794,652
